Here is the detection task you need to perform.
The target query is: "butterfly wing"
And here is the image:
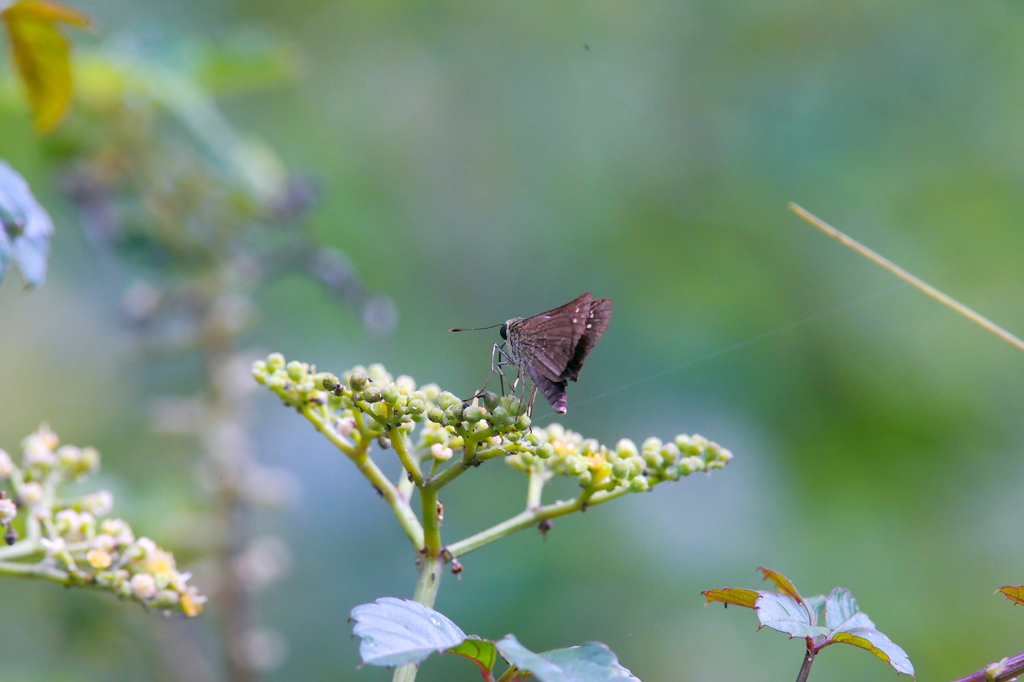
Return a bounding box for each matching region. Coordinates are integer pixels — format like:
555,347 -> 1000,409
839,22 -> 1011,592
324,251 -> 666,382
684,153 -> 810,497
511,292 -> 593,382
561,297 -> 612,382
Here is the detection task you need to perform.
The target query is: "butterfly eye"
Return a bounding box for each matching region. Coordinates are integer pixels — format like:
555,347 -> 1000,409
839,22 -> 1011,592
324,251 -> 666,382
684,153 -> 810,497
499,324 -> 508,340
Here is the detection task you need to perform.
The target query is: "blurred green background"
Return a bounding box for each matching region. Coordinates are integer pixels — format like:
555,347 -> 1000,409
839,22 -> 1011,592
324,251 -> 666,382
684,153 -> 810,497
3,0 -> 1024,680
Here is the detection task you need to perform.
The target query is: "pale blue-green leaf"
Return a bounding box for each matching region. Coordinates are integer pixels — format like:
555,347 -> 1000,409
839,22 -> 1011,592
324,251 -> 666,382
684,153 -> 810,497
0,160 -> 54,286
755,593 -> 830,638
350,598 -> 467,668
804,594 -> 826,625
496,635 -> 641,682
824,588 -> 874,631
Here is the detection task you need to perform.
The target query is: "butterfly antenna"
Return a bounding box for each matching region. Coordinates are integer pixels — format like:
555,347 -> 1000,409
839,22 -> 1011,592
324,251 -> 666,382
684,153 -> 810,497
449,323 -> 503,332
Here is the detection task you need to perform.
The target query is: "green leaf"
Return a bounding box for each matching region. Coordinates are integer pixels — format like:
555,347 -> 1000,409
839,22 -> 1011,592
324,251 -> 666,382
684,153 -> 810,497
818,587 -> 912,676
804,594 -> 826,624
702,587 -> 759,609
449,637 -> 499,679
1,0 -> 91,132
754,593 -> 830,639
828,628 -> 914,677
350,598 -> 468,668
757,566 -> 804,603
496,635 -> 640,682
0,159 -> 54,287
823,587 -> 868,630
998,586 -> 1024,607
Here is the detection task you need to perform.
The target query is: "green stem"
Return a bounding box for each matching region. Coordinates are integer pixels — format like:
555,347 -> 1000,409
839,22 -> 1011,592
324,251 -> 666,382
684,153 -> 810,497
303,405 -> 424,549
0,559 -> 75,583
425,438 -> 479,491
392,503 -> 446,682
446,486 -> 631,558
389,424 -> 423,486
420,486 -> 441,557
525,469 -> 546,509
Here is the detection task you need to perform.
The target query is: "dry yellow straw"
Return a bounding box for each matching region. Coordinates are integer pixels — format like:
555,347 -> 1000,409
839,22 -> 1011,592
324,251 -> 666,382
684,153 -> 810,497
789,202 -> 1024,354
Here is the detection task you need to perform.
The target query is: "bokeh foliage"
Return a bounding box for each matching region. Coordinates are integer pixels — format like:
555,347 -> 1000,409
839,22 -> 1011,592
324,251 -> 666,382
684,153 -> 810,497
3,1 -> 1024,681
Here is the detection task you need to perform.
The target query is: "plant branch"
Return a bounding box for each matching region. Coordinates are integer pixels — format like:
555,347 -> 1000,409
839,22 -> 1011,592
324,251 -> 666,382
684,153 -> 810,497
951,652 -> 1024,682
446,486 -> 631,558
795,642 -> 815,682
303,405 -> 424,549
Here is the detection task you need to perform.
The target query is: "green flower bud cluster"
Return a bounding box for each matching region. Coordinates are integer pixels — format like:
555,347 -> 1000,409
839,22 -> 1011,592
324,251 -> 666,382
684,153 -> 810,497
506,424 -> 733,492
254,355 -> 734,499
17,424 -> 100,482
253,355 -> 537,459
0,426 -> 206,618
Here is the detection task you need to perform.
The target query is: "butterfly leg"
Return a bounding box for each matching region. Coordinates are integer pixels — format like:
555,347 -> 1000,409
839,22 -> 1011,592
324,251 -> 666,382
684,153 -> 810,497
524,385 -> 538,418
470,343 -> 515,401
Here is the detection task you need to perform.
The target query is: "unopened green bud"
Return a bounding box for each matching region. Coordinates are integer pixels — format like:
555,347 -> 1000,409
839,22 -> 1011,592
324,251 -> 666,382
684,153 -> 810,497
643,450 -> 663,468
266,353 -> 285,371
361,386 -> 382,403
445,405 -> 464,422
463,406 -> 484,423
407,398 -> 425,414
629,475 -> 650,492
577,471 -> 593,488
490,406 -> 509,426
679,456 -> 706,475
642,437 -> 662,452
660,443 -> 680,466
615,439 -> 638,458
348,371 -> 368,391
436,392 -> 460,411
480,392 -> 500,410
536,443 -> 554,459
505,397 -> 521,415
321,374 -> 339,391
286,361 -> 306,382
420,383 -> 441,402
381,385 -> 400,404
367,363 -> 391,384
611,462 -> 630,479
153,589 -> 181,610
516,415 -> 531,430
427,409 -> 445,423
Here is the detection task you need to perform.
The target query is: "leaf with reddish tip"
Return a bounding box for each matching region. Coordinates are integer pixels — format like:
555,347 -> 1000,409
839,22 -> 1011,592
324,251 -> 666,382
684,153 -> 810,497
450,637 -> 498,680
2,0 -> 92,132
702,588 -> 758,609
758,566 -> 803,602
998,586 -> 1024,607
829,629 -> 914,677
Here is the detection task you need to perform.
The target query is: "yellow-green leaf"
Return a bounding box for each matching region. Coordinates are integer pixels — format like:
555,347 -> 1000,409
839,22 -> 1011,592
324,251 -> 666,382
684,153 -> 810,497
2,0 -> 92,133
701,587 -> 759,609
757,566 -> 804,604
998,586 -> 1024,607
